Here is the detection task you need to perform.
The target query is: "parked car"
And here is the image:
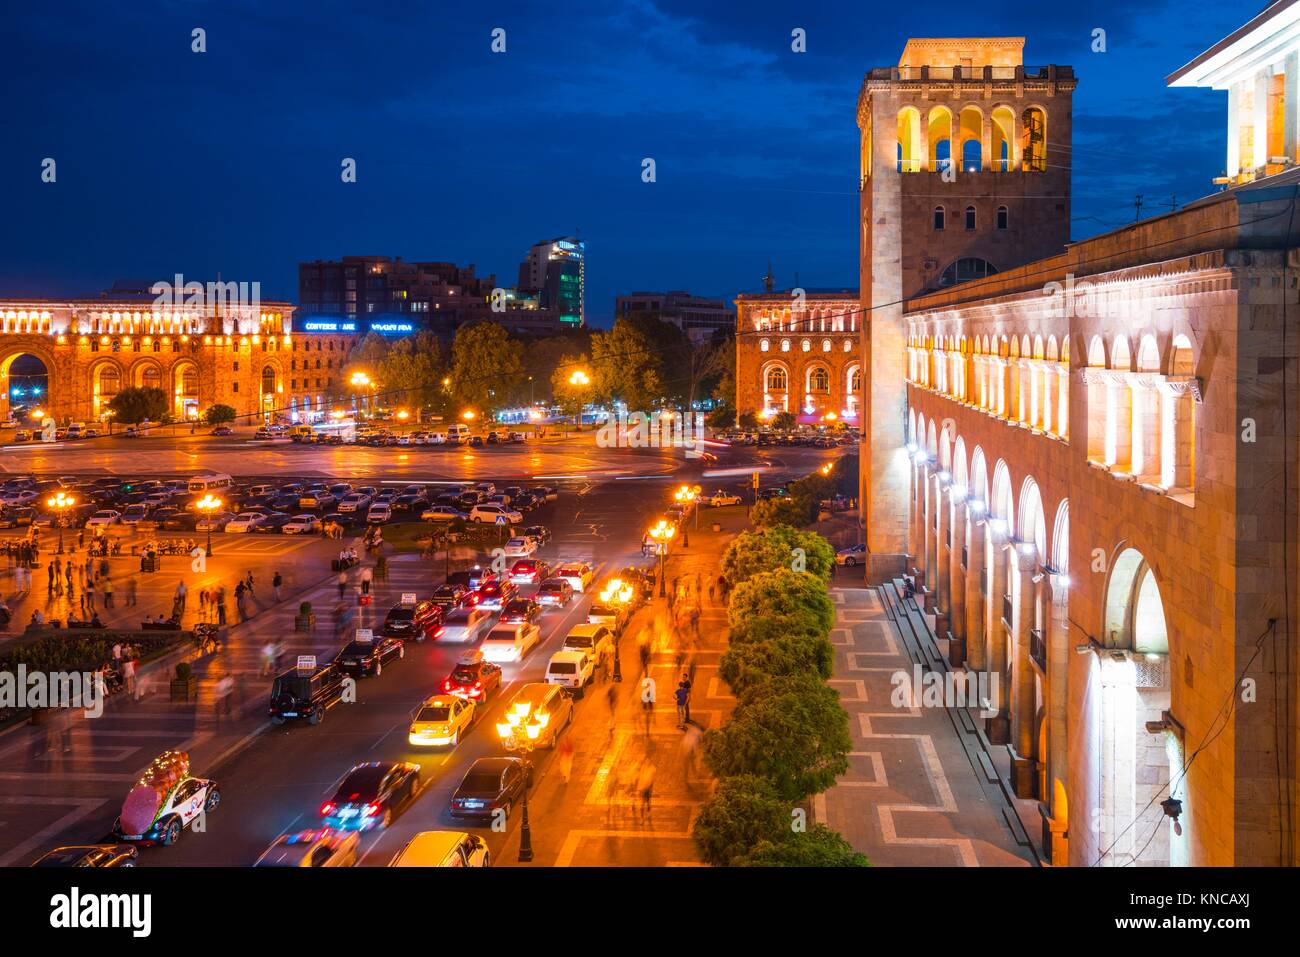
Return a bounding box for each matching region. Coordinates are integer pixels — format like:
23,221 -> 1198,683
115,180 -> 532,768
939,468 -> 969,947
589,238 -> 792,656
835,543 -> 868,567
334,633 -> 405,677
84,509 -> 123,527
421,504 -> 468,522
708,490 -> 743,507
282,514 -> 323,535
31,844 -> 139,867
224,512 -> 268,533
268,663 -> 348,725
502,536 -> 537,558
469,504 -> 523,525
382,600 -> 444,641
545,649 -> 595,695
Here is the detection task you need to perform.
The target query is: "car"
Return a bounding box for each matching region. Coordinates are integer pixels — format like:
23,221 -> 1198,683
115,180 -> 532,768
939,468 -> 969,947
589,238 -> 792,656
320,762 -> 420,831
441,649 -> 503,701
502,536 -> 537,558
382,600 -> 444,641
210,425 -> 234,436
468,435 -> 484,448
120,504 -> 151,526
298,490 -> 336,510
450,757 -> 530,821
535,486 -> 559,502
282,514 -> 323,535
563,623 -> 614,666
334,633 -> 404,677
546,649 -> 595,695
0,489 -> 37,505
440,607 -> 493,644
586,598 -> 630,634
84,509 -> 123,527
252,511 -> 296,533
523,524 -> 551,545
407,694 -> 477,747
508,557 -> 550,585
708,490 -> 744,507
469,504 -> 523,525
337,493 -> 373,513
536,577 -> 574,607
0,506 -> 36,529
421,504 -> 468,522
480,621 -> 541,663
500,597 -> 541,626
367,504 -> 393,524
12,430 -> 31,442
474,579 -> 518,611
389,831 -> 490,867
268,663 -> 349,725
224,512 -> 268,533
392,493 -> 426,512
195,510 -> 236,532
113,775 -> 220,846
31,844 -> 139,867
835,543 -> 868,567
159,510 -> 199,531
429,583 -> 469,608
254,829 -> 359,868
555,562 -> 595,593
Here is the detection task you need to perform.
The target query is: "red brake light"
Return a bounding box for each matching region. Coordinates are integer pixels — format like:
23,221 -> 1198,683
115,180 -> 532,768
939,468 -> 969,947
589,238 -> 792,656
364,803 -> 381,817
473,682 -> 482,690
320,802 -> 335,816
442,678 -> 452,691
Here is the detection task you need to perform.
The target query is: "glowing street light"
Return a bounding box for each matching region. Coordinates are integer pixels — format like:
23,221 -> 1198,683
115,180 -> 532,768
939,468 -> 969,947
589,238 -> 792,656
46,491 -> 76,555
495,702 -> 540,863
567,370 -> 590,386
648,520 -> 676,597
196,493 -> 223,557
673,484 -> 701,547
461,409 -> 476,421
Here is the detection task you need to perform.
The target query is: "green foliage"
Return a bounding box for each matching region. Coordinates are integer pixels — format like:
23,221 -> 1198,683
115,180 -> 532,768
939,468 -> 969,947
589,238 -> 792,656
736,411 -> 759,431
702,674 -> 852,802
550,353 -> 591,418
202,404 -> 237,426
728,569 -> 835,635
721,525 -> 834,586
107,386 -> 170,425
737,824 -> 871,867
769,411 -> 796,431
590,316 -> 675,410
749,495 -> 815,529
381,332 -> 444,409
718,632 -> 835,694
450,322 -> 524,414
690,775 -> 788,867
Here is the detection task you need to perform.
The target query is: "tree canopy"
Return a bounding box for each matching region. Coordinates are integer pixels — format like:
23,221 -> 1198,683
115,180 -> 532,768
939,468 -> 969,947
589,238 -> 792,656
107,386 -> 169,424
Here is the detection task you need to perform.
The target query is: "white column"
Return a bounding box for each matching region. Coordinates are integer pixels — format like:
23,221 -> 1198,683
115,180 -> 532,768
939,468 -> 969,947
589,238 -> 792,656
1255,71 -> 1271,169
1285,52 -> 1299,164
965,510 -> 986,669
1228,81 -> 1241,177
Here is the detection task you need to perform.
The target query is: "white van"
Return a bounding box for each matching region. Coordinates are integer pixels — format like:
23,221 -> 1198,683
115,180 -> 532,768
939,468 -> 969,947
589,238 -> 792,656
188,472 -> 234,493
447,423 -> 471,442
389,831 -> 490,867
546,649 -> 594,696
480,621 -> 541,663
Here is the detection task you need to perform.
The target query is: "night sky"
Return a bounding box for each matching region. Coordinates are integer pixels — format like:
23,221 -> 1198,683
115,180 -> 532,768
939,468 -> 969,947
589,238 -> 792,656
1,1 -> 1254,324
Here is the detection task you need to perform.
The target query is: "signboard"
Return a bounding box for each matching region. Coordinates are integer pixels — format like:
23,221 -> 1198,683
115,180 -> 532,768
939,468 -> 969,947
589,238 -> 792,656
302,320 -> 358,333
401,592 -> 417,606
495,514 -> 509,526
296,655 -> 317,671
752,472 -> 760,489
355,628 -> 374,643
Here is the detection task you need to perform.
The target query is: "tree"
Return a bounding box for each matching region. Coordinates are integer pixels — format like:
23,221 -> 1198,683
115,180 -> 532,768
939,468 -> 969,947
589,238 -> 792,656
203,404 -> 237,426
719,632 -> 835,694
590,316 -> 670,411
107,387 -> 169,425
749,495 -> 815,529
702,675 -> 852,802
550,353 -> 591,419
728,568 -> 835,637
721,525 -> 835,586
450,322 -> 524,414
381,332 -> 443,409
769,411 -> 796,431
690,775 -> 788,866
738,825 -> 871,867
525,330 -> 594,402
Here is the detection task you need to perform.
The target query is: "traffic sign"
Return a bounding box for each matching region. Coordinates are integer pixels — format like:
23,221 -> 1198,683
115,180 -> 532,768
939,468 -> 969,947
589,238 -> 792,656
495,514 -> 509,525
401,592 -> 417,605
355,628 -> 373,642
296,655 -> 316,671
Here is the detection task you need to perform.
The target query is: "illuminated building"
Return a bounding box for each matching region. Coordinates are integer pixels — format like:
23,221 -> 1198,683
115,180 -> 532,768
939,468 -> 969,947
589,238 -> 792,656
518,237 -> 585,327
615,291 -> 734,343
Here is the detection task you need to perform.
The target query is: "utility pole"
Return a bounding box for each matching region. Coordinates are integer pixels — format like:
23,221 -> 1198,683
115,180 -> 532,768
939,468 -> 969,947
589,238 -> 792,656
1133,194 -> 1144,222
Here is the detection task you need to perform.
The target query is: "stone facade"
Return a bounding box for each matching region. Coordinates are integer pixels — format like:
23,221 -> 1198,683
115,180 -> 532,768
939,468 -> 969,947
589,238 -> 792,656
733,290 -> 861,424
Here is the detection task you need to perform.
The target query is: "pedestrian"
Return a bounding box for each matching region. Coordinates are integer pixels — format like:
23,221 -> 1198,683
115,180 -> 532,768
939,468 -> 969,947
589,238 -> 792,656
47,564 -> 56,599
216,673 -> 234,721
199,589 -> 209,619
123,656 -> 137,698
112,641 -> 122,666
272,571 -> 282,603
174,580 -> 187,611
641,675 -> 656,738
126,576 -> 137,607
375,554 -> 388,583
244,571 -> 255,597
360,566 -> 372,596
102,577 -> 114,608
689,604 -> 700,640
680,723 -> 702,785
83,578 -> 96,614
261,641 -> 276,676
674,681 -> 690,728
638,637 -> 651,676
636,761 -> 655,819
337,570 -> 347,600
557,735 -> 574,785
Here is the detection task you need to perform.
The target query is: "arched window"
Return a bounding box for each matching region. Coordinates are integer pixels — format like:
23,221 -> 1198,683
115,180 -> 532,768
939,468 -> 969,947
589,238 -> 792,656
934,205 -> 945,230
850,369 -> 861,391
964,205 -> 977,230
997,205 -> 1009,229
98,366 -> 120,397
140,365 -> 161,391
261,366 -> 276,394
759,339 -> 770,352
801,339 -> 811,352
780,339 -> 791,352
821,339 -> 831,352
961,138 -> 981,171
1021,106 -> 1047,172
766,367 -> 788,391
809,367 -> 830,392
938,258 -> 998,287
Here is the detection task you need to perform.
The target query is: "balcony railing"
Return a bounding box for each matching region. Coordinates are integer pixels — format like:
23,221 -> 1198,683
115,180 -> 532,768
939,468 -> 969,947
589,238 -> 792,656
1002,594 -> 1013,626
961,545 -> 968,569
1029,628 -> 1047,671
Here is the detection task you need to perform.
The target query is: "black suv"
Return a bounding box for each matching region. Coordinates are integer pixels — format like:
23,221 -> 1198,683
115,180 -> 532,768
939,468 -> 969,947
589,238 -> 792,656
382,600 -> 444,641
269,664 -> 348,725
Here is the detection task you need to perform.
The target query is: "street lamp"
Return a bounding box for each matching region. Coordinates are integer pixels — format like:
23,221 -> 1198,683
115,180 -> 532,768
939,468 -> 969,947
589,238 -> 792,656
673,485 -> 701,547
566,370 -> 590,432
648,519 -> 675,598
495,703 -> 542,863
349,372 -> 372,420
599,578 -> 636,683
46,492 -> 76,555
196,494 -> 222,557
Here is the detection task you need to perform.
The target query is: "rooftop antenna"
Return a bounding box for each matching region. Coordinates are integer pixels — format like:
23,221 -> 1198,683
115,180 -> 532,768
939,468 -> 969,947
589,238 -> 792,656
762,261 -> 775,294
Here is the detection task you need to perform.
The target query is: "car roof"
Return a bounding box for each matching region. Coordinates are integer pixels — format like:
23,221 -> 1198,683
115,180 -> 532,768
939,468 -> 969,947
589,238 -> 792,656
467,757 -> 517,775
419,694 -> 459,708
393,830 -> 471,865
567,623 -> 605,637
550,649 -> 586,662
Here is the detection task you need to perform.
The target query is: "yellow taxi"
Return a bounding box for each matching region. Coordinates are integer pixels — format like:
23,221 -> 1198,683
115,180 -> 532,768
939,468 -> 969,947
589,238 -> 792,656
408,694 -> 476,748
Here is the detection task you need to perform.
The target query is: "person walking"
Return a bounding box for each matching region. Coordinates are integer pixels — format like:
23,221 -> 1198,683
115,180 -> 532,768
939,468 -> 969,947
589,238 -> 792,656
47,562 -> 57,599
216,586 -> 227,626
272,571 -> 282,603
360,565 -> 372,596
83,578 -> 96,615
244,571 -> 255,598
215,673 -> 234,722
638,636 -> 651,676
557,735 -> 574,785
198,588 -> 209,619
102,576 -> 114,608
122,656 -> 137,698
337,570 -> 347,601
636,761 -> 655,821
674,680 -> 690,728
641,676 -> 656,738
375,554 -> 388,583
261,641 -> 276,676
174,580 -> 187,612
126,576 -> 137,607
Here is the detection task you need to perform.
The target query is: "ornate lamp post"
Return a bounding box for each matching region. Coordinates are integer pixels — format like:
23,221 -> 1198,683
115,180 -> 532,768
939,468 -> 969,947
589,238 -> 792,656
673,485 -> 701,547
349,371 -> 372,421
196,494 -> 222,557
495,704 -> 543,863
46,492 -> 76,555
648,520 -> 675,598
567,370 -> 589,432
599,578 -> 635,683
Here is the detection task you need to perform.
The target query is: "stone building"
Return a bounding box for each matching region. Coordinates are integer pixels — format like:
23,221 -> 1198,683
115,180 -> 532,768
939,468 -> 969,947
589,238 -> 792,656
733,288 -> 862,423
0,290 -> 327,426
857,19 -> 1300,867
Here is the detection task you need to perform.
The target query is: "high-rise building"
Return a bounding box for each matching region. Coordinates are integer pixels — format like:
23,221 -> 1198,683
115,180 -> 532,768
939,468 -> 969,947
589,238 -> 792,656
614,291 -> 734,342
518,238 -> 585,327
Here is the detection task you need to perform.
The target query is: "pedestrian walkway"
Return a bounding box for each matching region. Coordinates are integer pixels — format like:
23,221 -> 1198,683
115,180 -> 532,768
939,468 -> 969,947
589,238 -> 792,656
816,584 -> 1036,866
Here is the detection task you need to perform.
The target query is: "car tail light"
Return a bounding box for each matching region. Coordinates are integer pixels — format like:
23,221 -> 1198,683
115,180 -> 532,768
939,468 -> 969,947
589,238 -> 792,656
442,678 -> 452,691
434,627 -> 444,638
320,802 -> 335,816
473,681 -> 481,690
364,803 -> 382,817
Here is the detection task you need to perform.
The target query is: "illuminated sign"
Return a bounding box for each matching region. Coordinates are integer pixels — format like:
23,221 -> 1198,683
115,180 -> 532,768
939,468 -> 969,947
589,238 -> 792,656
302,320 -> 357,333
368,321 -> 413,334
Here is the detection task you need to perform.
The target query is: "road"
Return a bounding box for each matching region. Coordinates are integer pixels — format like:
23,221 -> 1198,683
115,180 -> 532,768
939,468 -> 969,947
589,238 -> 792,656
0,440 -> 843,866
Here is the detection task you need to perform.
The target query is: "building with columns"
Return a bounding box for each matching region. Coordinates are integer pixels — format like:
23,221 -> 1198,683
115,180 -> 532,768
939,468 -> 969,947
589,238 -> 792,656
0,287 -> 317,426
857,18 -> 1300,867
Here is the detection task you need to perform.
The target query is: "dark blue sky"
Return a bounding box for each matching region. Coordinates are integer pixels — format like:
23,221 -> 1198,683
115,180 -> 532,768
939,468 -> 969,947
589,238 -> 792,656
1,0 -> 1251,324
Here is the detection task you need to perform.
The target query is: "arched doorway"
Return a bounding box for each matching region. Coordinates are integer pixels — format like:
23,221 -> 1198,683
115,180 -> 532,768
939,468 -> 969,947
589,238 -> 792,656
1096,548 -> 1179,866
260,365 -> 279,422
91,360 -> 124,421
173,361 -> 200,421
2,354 -> 49,423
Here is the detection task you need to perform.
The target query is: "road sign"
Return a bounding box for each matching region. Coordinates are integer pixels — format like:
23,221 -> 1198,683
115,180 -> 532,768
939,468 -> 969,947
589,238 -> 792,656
495,514 -> 509,525
401,592 -> 417,605
355,628 -> 373,642
296,655 -> 316,671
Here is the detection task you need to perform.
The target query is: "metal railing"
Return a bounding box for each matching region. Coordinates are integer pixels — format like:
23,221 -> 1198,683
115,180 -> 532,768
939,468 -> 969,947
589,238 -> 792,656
1002,594 -> 1013,626
1029,628 -> 1047,670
